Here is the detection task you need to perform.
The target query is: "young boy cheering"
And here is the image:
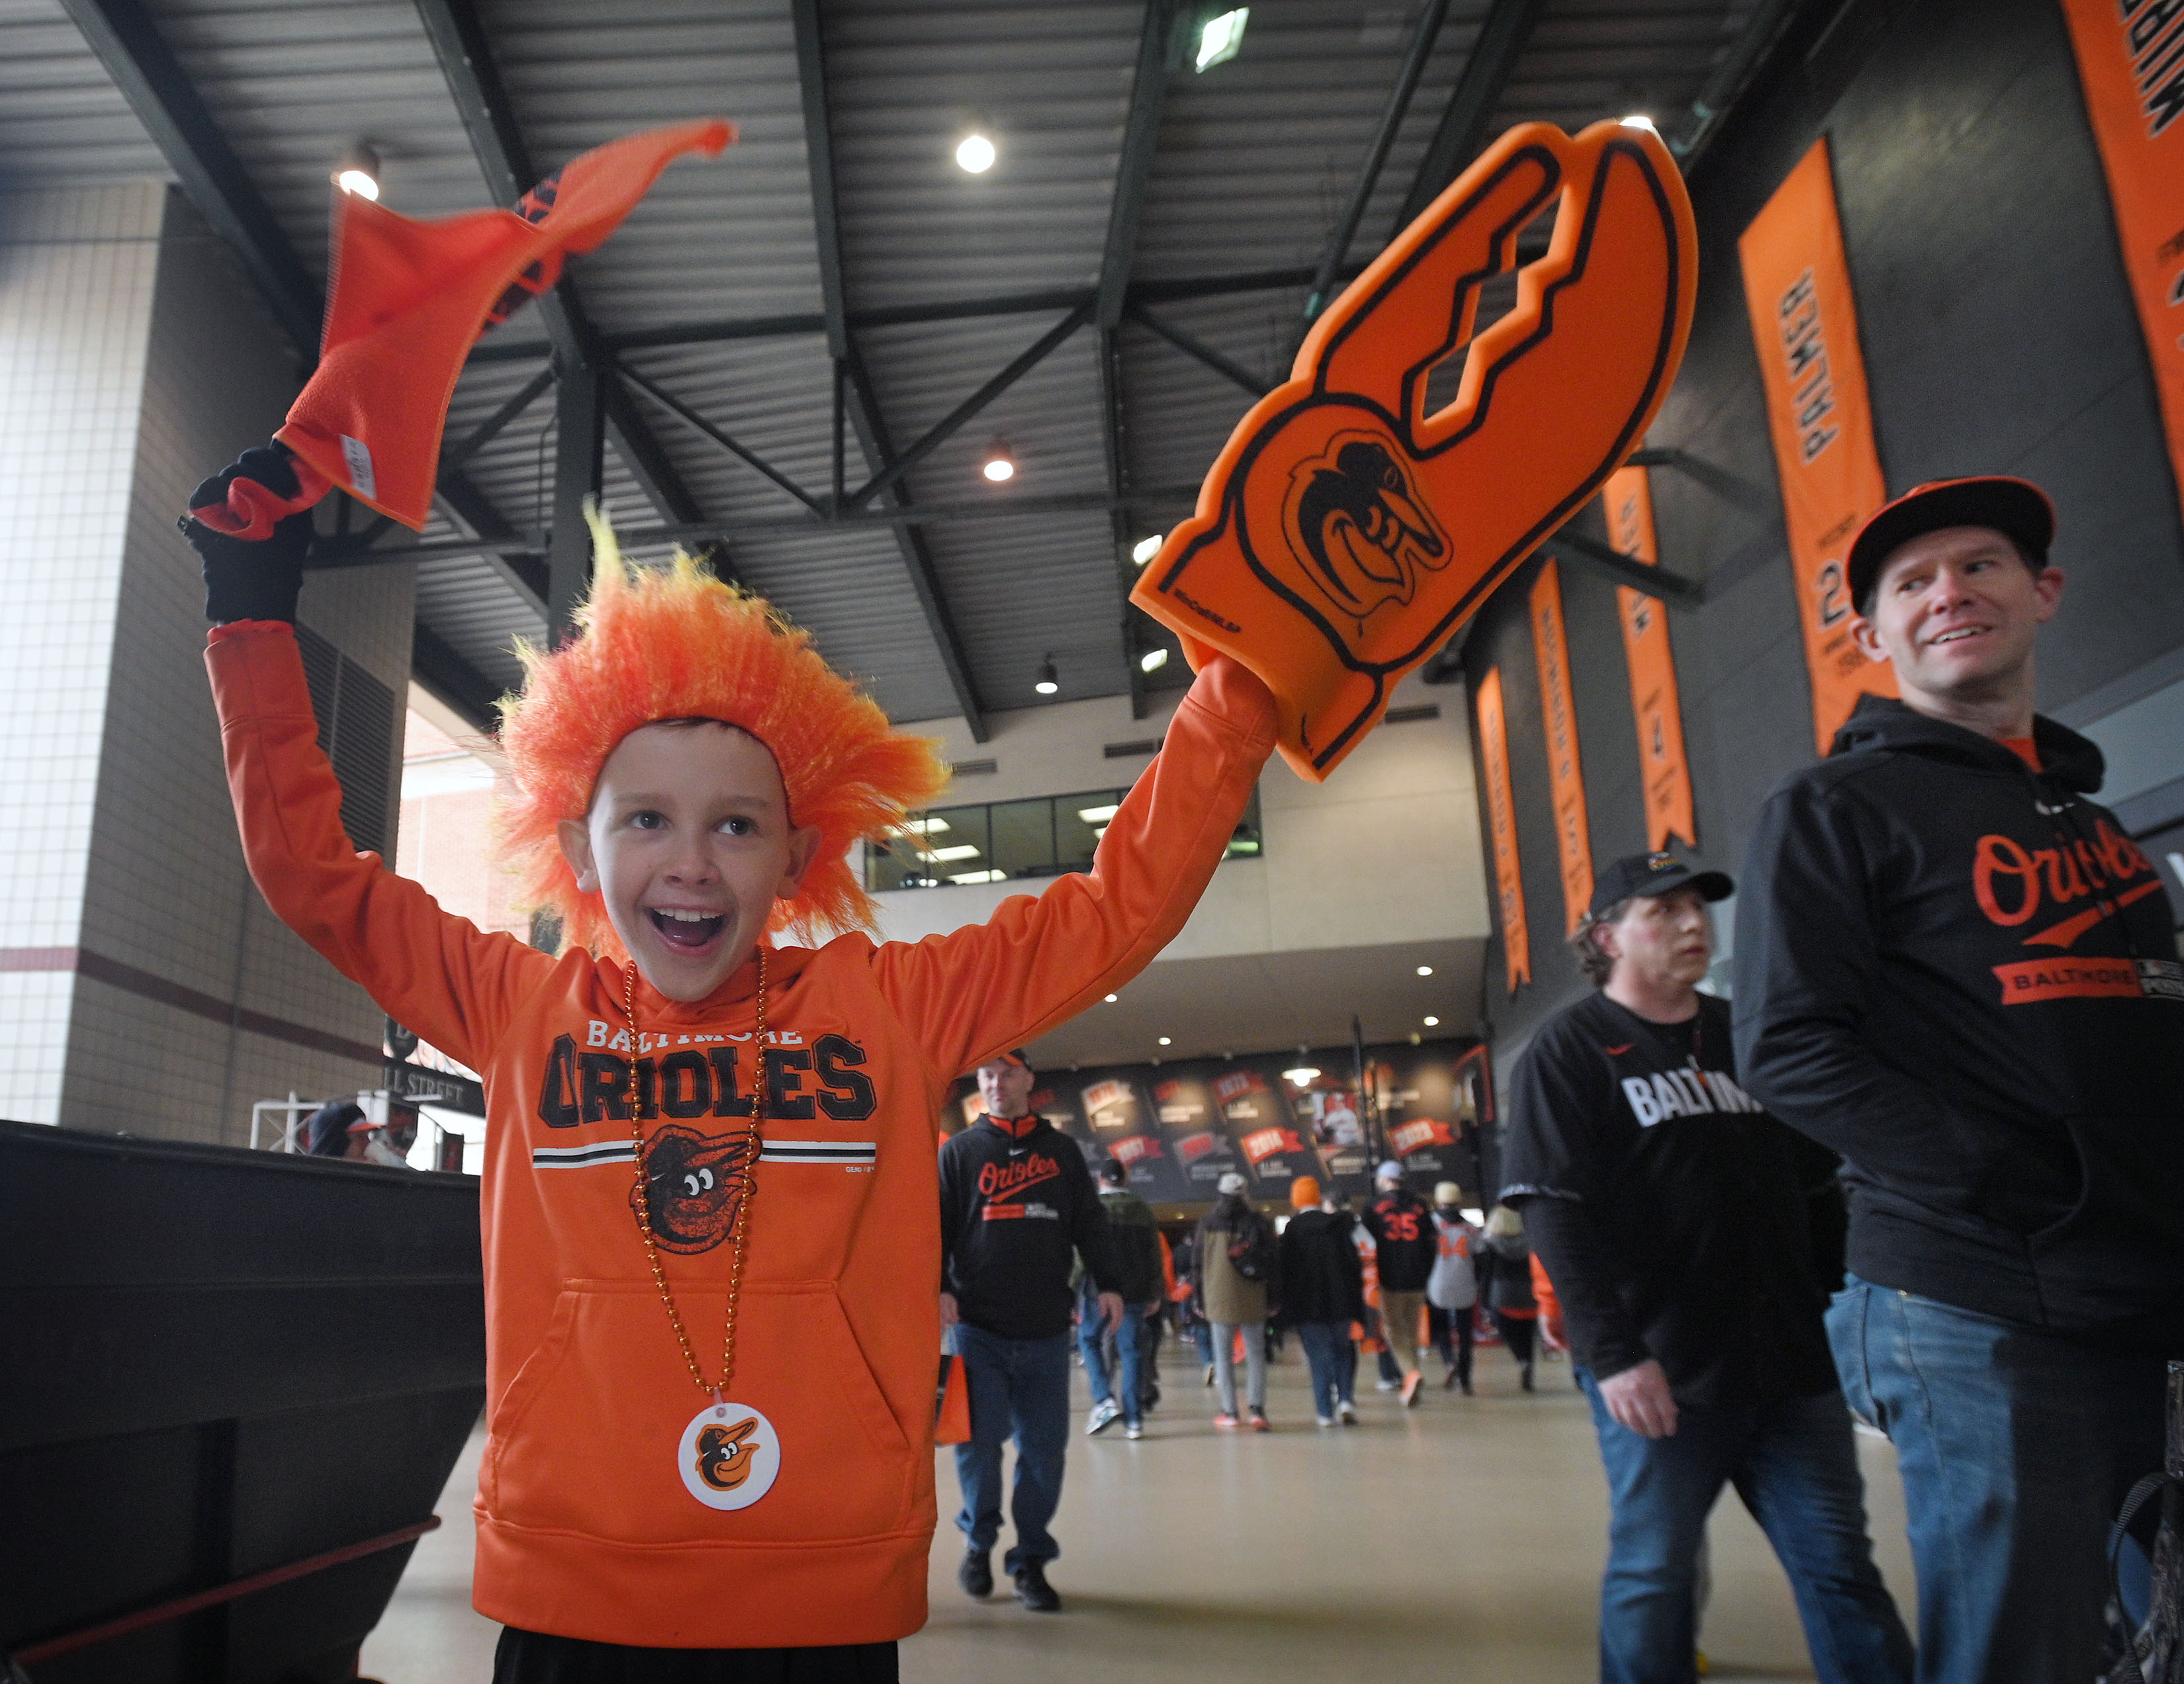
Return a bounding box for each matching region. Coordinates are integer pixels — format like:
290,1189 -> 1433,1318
185,443 -> 1276,1682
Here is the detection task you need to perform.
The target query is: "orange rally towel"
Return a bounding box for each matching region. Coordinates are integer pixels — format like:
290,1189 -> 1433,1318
1132,118 -> 1698,781
278,118 -> 734,531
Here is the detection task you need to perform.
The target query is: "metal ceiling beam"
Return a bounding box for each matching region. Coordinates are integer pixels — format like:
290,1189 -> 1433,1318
471,265 -> 1382,363
1126,304 -> 1273,398
1390,0 -> 1547,236
59,0 -> 323,362
410,621 -> 505,732
1545,531 -> 1703,609
343,480 -> 1210,563
843,303 -> 1091,511
794,0 -> 987,740
1305,0 -> 1451,319
413,0 -> 710,552
1097,0 -> 1179,718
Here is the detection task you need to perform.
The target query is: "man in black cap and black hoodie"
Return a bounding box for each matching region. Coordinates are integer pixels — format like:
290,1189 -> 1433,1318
938,1049 -> 1121,1614
1734,477 -> 2184,1683
1504,851 -> 1910,1684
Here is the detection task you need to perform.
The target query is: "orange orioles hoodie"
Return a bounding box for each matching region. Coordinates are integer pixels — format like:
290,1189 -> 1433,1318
206,620 -> 1275,1648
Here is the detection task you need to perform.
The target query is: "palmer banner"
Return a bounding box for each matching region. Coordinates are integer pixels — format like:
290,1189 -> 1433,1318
1528,559 -> 1596,935
1604,466 -> 1697,851
1473,668 -> 1531,991
2059,0 -> 2184,536
1739,136 -> 1897,756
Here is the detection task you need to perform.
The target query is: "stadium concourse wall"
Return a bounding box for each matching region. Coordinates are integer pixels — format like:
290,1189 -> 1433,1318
1459,0 -> 2184,1139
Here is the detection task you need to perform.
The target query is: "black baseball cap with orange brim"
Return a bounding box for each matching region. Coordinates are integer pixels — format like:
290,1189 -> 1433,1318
1845,477 -> 2056,613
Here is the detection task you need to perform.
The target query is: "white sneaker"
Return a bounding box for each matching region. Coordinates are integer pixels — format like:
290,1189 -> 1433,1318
1374,1378 -> 1398,1392
1337,1401 -> 1359,1425
1086,1398 -> 1121,1436
1125,1421 -> 1145,1440
1316,1415 -> 1335,1428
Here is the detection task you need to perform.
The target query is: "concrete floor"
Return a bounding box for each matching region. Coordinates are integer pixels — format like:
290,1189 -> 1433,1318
361,1346 -> 1915,1683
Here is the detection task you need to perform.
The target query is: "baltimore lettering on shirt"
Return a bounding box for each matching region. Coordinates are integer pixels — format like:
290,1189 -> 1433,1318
1618,1057 -> 1763,1129
535,1027 -> 878,1127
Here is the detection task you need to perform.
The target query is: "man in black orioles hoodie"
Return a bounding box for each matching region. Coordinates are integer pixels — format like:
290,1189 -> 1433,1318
938,1050 -> 1120,1614
1733,477 -> 2184,1684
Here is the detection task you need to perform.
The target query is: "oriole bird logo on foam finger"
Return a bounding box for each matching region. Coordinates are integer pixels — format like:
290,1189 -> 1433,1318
1133,120 -> 1698,781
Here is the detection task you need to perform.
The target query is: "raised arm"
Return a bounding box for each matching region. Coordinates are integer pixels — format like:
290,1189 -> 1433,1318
873,656 -> 1277,1082
189,445 -> 547,1073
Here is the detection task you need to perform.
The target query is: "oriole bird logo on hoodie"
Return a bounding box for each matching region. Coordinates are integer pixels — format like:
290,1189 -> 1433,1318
636,1125 -> 755,1253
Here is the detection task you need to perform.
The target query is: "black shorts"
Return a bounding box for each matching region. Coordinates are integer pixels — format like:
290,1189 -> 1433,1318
492,1628 -> 899,1684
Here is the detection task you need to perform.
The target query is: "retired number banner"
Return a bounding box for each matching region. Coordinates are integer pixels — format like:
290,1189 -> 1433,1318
1604,466 -> 1697,852
1528,560 -> 1596,935
2059,0 -> 2184,537
1473,668 -> 1531,991
1738,137 -> 1897,756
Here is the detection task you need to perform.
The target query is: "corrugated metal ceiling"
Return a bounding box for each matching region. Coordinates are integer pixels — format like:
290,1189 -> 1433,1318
0,0 -> 1766,729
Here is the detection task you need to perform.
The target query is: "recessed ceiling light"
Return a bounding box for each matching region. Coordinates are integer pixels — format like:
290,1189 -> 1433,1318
956,132 -> 997,173
902,817 -> 951,836
1158,1036 -> 1172,1046
1283,1065 -> 1320,1086
1105,994 -> 1118,1003
1131,534 -> 1163,565
981,438 -> 1015,482
1140,647 -> 1169,674
1416,965 -> 1433,977
1077,803 -> 1119,823
1423,1015 -> 1440,1027
948,868 -> 1008,884
1196,8 -> 1248,72
927,844 -> 981,862
1034,657 -> 1059,696
334,142 -> 381,200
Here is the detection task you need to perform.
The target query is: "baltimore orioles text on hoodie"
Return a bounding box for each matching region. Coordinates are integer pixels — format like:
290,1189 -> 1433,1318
206,621 -> 1276,1648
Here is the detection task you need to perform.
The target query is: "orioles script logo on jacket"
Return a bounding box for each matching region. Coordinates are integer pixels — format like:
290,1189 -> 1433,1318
978,1153 -> 1060,1202
1971,818 -> 2179,1004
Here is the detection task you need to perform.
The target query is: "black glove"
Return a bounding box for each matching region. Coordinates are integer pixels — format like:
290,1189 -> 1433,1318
179,441 -> 320,624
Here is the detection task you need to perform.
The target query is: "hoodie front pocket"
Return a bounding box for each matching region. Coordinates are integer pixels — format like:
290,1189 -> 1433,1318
488,1282 -> 916,1544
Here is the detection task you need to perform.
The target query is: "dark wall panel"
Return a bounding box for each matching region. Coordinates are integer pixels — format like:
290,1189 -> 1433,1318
1461,0 -> 2184,1118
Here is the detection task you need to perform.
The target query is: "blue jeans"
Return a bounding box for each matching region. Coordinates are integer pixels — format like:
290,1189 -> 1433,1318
1078,1294 -> 1146,1426
1295,1321 -> 1354,1416
1580,1369 -> 1911,1684
1829,1275 -> 2167,1683
952,1325 -> 1072,1574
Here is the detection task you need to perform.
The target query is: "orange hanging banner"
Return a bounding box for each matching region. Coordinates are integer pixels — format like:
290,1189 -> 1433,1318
2058,0 -> 2184,537
1604,466 -> 1698,852
1737,137 -> 1897,757
1528,559 -> 1595,935
1473,668 -> 1531,992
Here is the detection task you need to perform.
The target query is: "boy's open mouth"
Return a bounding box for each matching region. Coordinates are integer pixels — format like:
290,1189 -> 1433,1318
649,908 -> 728,951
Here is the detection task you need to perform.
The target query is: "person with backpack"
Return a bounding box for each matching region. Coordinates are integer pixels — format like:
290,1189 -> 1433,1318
1477,1205 -> 1540,1392
1083,1158 -> 1165,1441
1195,1173 -> 1275,1429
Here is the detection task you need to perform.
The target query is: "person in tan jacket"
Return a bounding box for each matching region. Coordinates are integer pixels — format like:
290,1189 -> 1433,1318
1194,1174 -> 1275,1429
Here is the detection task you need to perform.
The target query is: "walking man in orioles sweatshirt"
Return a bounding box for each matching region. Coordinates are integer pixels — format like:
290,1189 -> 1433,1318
938,1049 -> 1122,1612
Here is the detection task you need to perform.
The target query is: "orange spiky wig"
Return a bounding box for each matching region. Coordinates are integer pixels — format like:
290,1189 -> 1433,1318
496,511 -> 950,957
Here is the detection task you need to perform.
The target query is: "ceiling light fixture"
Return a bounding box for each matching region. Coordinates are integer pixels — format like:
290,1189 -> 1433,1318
1131,534 -> 1163,566
927,844 -> 981,863
334,142 -> 381,200
1283,1065 -> 1321,1086
981,437 -> 1015,482
902,817 -> 951,836
1423,1015 -> 1440,1027
1077,803 -> 1119,824
949,869 -> 1009,885
1158,1037 -> 1172,1047
1034,656 -> 1059,696
1196,7 -> 1249,72
1105,994 -> 1118,1003
1140,647 -> 1169,674
1416,965 -> 1433,977
955,132 -> 997,173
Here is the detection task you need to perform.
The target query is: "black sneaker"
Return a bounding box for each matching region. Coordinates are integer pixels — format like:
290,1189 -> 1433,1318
958,1549 -> 993,1599
1013,1562 -> 1062,1613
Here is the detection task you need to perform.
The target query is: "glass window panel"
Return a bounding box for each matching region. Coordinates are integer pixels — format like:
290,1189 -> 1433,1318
989,797 -> 1056,881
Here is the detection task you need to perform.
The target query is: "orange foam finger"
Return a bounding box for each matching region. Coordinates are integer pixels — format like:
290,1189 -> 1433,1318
1132,120 -> 1698,782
